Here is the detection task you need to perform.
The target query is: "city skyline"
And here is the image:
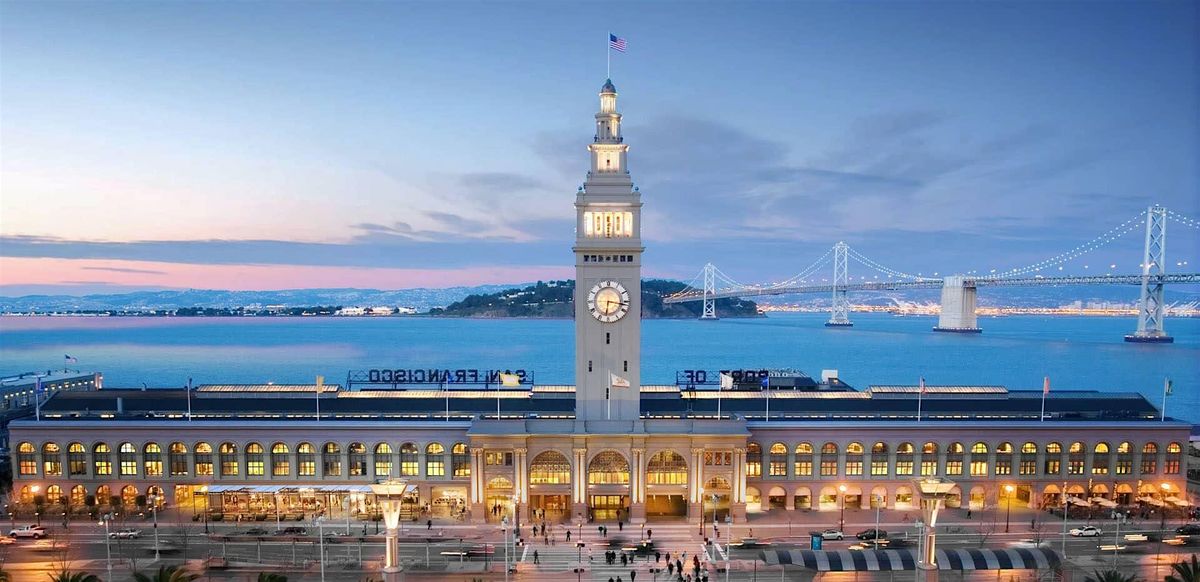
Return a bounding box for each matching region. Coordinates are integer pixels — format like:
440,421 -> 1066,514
2,1 -> 1198,294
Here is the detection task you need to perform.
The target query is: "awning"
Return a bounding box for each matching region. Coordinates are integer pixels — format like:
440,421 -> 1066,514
759,548 -> 1060,571
1067,497 -> 1092,507
1167,496 -> 1191,507
1139,496 -> 1166,507
201,484 -> 415,495
1091,497 -> 1118,508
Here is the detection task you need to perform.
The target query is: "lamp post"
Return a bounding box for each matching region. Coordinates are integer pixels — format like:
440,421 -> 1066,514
100,513 -> 113,582
370,479 -> 411,582
1003,485 -> 1014,533
698,487 -> 706,536
913,477 -> 957,582
316,516 -> 326,582
1161,482 -> 1171,532
149,493 -> 160,560
838,485 -> 847,531
198,485 -> 209,534
502,516 -> 510,582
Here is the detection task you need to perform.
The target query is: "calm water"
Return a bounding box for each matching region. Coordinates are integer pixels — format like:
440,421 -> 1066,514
1,313 -> 1197,420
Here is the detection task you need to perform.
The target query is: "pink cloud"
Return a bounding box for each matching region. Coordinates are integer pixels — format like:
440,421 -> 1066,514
0,258 -> 574,290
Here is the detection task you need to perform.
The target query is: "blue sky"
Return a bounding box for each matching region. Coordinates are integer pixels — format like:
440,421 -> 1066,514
1,1 -> 1197,293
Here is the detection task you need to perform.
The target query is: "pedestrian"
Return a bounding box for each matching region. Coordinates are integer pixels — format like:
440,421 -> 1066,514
600,525 -> 605,537
967,509 -> 972,518
427,519 -> 432,530
622,553 -> 628,566
631,570 -> 637,582
655,551 -> 661,563
647,528 -> 652,539
534,550 -> 540,564
566,529 -> 572,542
668,562 -> 675,576
609,577 -> 615,582
619,520 -> 624,531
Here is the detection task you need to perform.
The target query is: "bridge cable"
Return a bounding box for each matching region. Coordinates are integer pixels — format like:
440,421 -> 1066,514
986,210 -> 1147,278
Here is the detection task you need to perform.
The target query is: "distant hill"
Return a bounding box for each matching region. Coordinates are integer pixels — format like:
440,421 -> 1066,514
0,285 -> 518,313
429,279 -> 762,318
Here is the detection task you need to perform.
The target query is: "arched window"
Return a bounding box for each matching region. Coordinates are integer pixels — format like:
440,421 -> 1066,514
870,442 -> 888,476
397,443 -> 417,476
246,442 -> 265,476
17,485 -> 31,504
425,443 -> 445,477
68,442 -> 86,476
15,442 -> 34,476
96,485 -> 112,505
588,451 -> 630,485
1166,442 -> 1182,474
995,442 -> 1013,476
42,443 -> 62,476
945,442 -> 964,476
118,442 -> 137,476
169,442 -> 187,476
375,443 -> 394,477
1045,442 -> 1062,475
969,442 -> 988,477
794,443 -> 814,476
70,485 -> 86,507
895,442 -> 914,476
121,485 -> 138,507
323,443 -> 342,476
529,451 -> 570,484
46,484 -> 63,505
1116,442 -> 1133,475
921,442 -> 938,476
195,442 -> 213,476
143,442 -> 163,476
93,443 -> 112,476
1092,442 -> 1110,475
271,443 -> 290,476
845,442 -> 864,476
647,450 -> 688,485
348,442 -> 366,476
219,442 -> 238,476
746,443 -> 762,477
1141,442 -> 1158,474
452,443 -> 470,478
820,443 -> 838,476
297,443 -> 316,476
769,443 -> 788,477
1068,442 -> 1085,475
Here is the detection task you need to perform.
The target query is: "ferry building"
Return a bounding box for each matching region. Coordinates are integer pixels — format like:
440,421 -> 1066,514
8,81 -> 1191,527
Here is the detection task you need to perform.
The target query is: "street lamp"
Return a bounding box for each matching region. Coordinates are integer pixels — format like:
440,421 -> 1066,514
149,493 -> 161,560
100,513 -> 114,582
316,516 -> 326,582
698,486 -> 706,536
838,485 -> 847,531
1003,485 -> 1014,533
1161,482 -> 1172,531
914,477 -> 957,580
198,485 -> 209,533
370,479 -> 412,582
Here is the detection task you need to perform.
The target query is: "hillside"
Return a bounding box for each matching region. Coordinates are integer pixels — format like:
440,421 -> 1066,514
429,280 -> 761,318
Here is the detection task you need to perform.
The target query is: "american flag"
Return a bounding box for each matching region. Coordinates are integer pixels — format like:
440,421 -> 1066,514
64,354 -> 77,364
609,34 -> 627,53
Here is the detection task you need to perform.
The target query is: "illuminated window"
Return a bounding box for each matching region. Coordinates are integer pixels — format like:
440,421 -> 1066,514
583,211 -> 634,238
143,443 -> 163,477
529,451 -> 570,484
794,443 -> 813,476
246,443 -> 265,476
969,442 -> 988,476
323,443 -> 342,476
845,442 -> 864,476
1166,442 -> 1181,474
452,443 -> 469,478
1092,443 -> 1110,475
1045,442 -> 1062,475
1115,442 -> 1132,475
119,442 -> 137,476
169,442 -> 188,476
588,450 -> 630,485
820,442 -> 838,476
271,443 -> 290,476
348,442 -> 366,476
219,442 -> 239,476
870,442 -> 888,476
746,443 -> 762,477
921,442 -> 938,476
895,442 -> 914,476
425,443 -> 445,477
1068,442 -> 1085,475
68,443 -> 86,476
297,443 -> 316,476
195,442 -> 213,476
945,442 -> 963,476
769,443 -> 788,477
17,442 -> 35,476
376,443 -> 395,477
995,442 -> 1013,476
397,442 -> 415,476
42,442 -> 61,476
647,450 -> 688,485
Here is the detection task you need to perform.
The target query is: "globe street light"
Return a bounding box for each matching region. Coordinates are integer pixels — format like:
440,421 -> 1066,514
1003,485 -> 1014,533
370,479 -> 412,582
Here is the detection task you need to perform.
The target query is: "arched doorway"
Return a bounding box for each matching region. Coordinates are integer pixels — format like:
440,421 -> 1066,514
485,476 -> 514,523
767,486 -> 787,511
1041,484 -> 1061,508
818,486 -> 838,511
1116,483 -> 1134,506
946,485 -> 962,508
870,486 -> 888,509
968,486 -> 986,510
587,451 -> 630,521
746,487 -> 762,513
528,450 -> 571,522
894,486 -> 913,510
794,486 -> 811,510
703,476 -> 732,520
842,485 -> 864,509
646,450 -> 688,518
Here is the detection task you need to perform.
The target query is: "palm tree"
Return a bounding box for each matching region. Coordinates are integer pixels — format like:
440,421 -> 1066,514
131,565 -> 200,582
48,572 -> 100,582
256,574 -> 288,582
1167,555 -> 1200,582
1082,569 -> 1139,582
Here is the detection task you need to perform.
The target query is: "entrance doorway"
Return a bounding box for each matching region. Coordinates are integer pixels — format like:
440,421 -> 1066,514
589,494 -> 628,521
645,494 -> 686,518
530,494 -> 570,522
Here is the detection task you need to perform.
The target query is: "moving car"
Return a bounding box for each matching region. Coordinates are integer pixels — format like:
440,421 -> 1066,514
9,526 -> 47,539
856,529 -> 888,540
820,529 -> 845,540
1175,524 -> 1200,535
273,526 -> 308,536
243,527 -> 269,536
109,529 -> 142,539
29,540 -> 67,552
1069,526 -> 1102,537
0,537 -> 14,545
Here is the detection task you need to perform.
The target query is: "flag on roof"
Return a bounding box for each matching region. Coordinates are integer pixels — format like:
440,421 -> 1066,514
609,34 -> 627,53
719,373 -> 734,390
919,377 -> 927,394
64,354 -> 77,364
499,373 -> 521,387
1043,376 -> 1050,395
610,373 -> 630,389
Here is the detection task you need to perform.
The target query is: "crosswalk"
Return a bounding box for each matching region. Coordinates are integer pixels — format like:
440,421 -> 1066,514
511,524 -> 722,581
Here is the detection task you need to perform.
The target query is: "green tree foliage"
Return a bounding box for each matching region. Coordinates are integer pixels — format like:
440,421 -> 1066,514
131,565 -> 200,582
47,571 -> 100,582
1167,555 -> 1200,582
1082,569 -> 1139,582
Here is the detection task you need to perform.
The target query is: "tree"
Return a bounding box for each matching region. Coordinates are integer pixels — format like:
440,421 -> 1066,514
257,574 -> 288,582
1166,555 -> 1200,582
84,495 -> 96,518
47,570 -> 101,582
131,565 -> 200,582
1083,569 -> 1139,582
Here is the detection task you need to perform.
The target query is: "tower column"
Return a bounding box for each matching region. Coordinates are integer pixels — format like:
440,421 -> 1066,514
1127,204 -> 1173,343
687,447 -> 704,520
629,448 -> 646,523
469,447 -> 486,523
572,447 -> 588,520
731,448 -> 747,523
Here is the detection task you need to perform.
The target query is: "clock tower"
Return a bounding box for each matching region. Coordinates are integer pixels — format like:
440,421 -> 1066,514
574,79 -> 643,422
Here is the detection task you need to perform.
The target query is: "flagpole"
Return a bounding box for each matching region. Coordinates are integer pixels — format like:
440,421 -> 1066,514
1040,376 -> 1048,422
35,376 -> 41,422
1161,377 -> 1170,422
315,376 -> 321,423
607,32 -> 611,79
917,382 -> 923,423
186,377 -> 192,421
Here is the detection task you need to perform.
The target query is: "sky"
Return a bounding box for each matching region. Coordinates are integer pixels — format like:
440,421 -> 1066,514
1,1 -> 1198,294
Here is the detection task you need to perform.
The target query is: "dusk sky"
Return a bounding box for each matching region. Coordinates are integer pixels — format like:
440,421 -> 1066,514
1,1 -> 1197,294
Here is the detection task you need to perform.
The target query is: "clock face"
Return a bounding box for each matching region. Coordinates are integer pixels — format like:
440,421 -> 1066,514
587,280 -> 630,323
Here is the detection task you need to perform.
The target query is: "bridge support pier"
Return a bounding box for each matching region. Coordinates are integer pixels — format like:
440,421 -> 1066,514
700,262 -> 718,320
1126,205 -> 1173,343
933,275 -> 982,333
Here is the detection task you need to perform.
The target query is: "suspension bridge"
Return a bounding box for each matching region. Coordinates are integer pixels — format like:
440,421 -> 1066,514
664,205 -> 1200,343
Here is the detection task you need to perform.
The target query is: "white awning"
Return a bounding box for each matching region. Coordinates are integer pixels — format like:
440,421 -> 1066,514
1091,497 -> 1118,508
1067,497 -> 1091,507
1138,496 -> 1166,507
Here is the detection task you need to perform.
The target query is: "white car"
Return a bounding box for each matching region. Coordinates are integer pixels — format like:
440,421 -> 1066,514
9,525 -> 47,539
1070,526 -> 1103,537
109,529 -> 142,539
820,529 -> 845,540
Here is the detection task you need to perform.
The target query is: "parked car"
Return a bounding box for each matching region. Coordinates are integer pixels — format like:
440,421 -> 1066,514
1175,524 -> 1200,535
856,529 -> 888,540
1070,526 -> 1102,537
9,525 -> 47,539
273,526 -> 308,536
243,527 -> 269,536
1012,539 -> 1050,548
820,529 -> 845,540
109,529 -> 142,539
